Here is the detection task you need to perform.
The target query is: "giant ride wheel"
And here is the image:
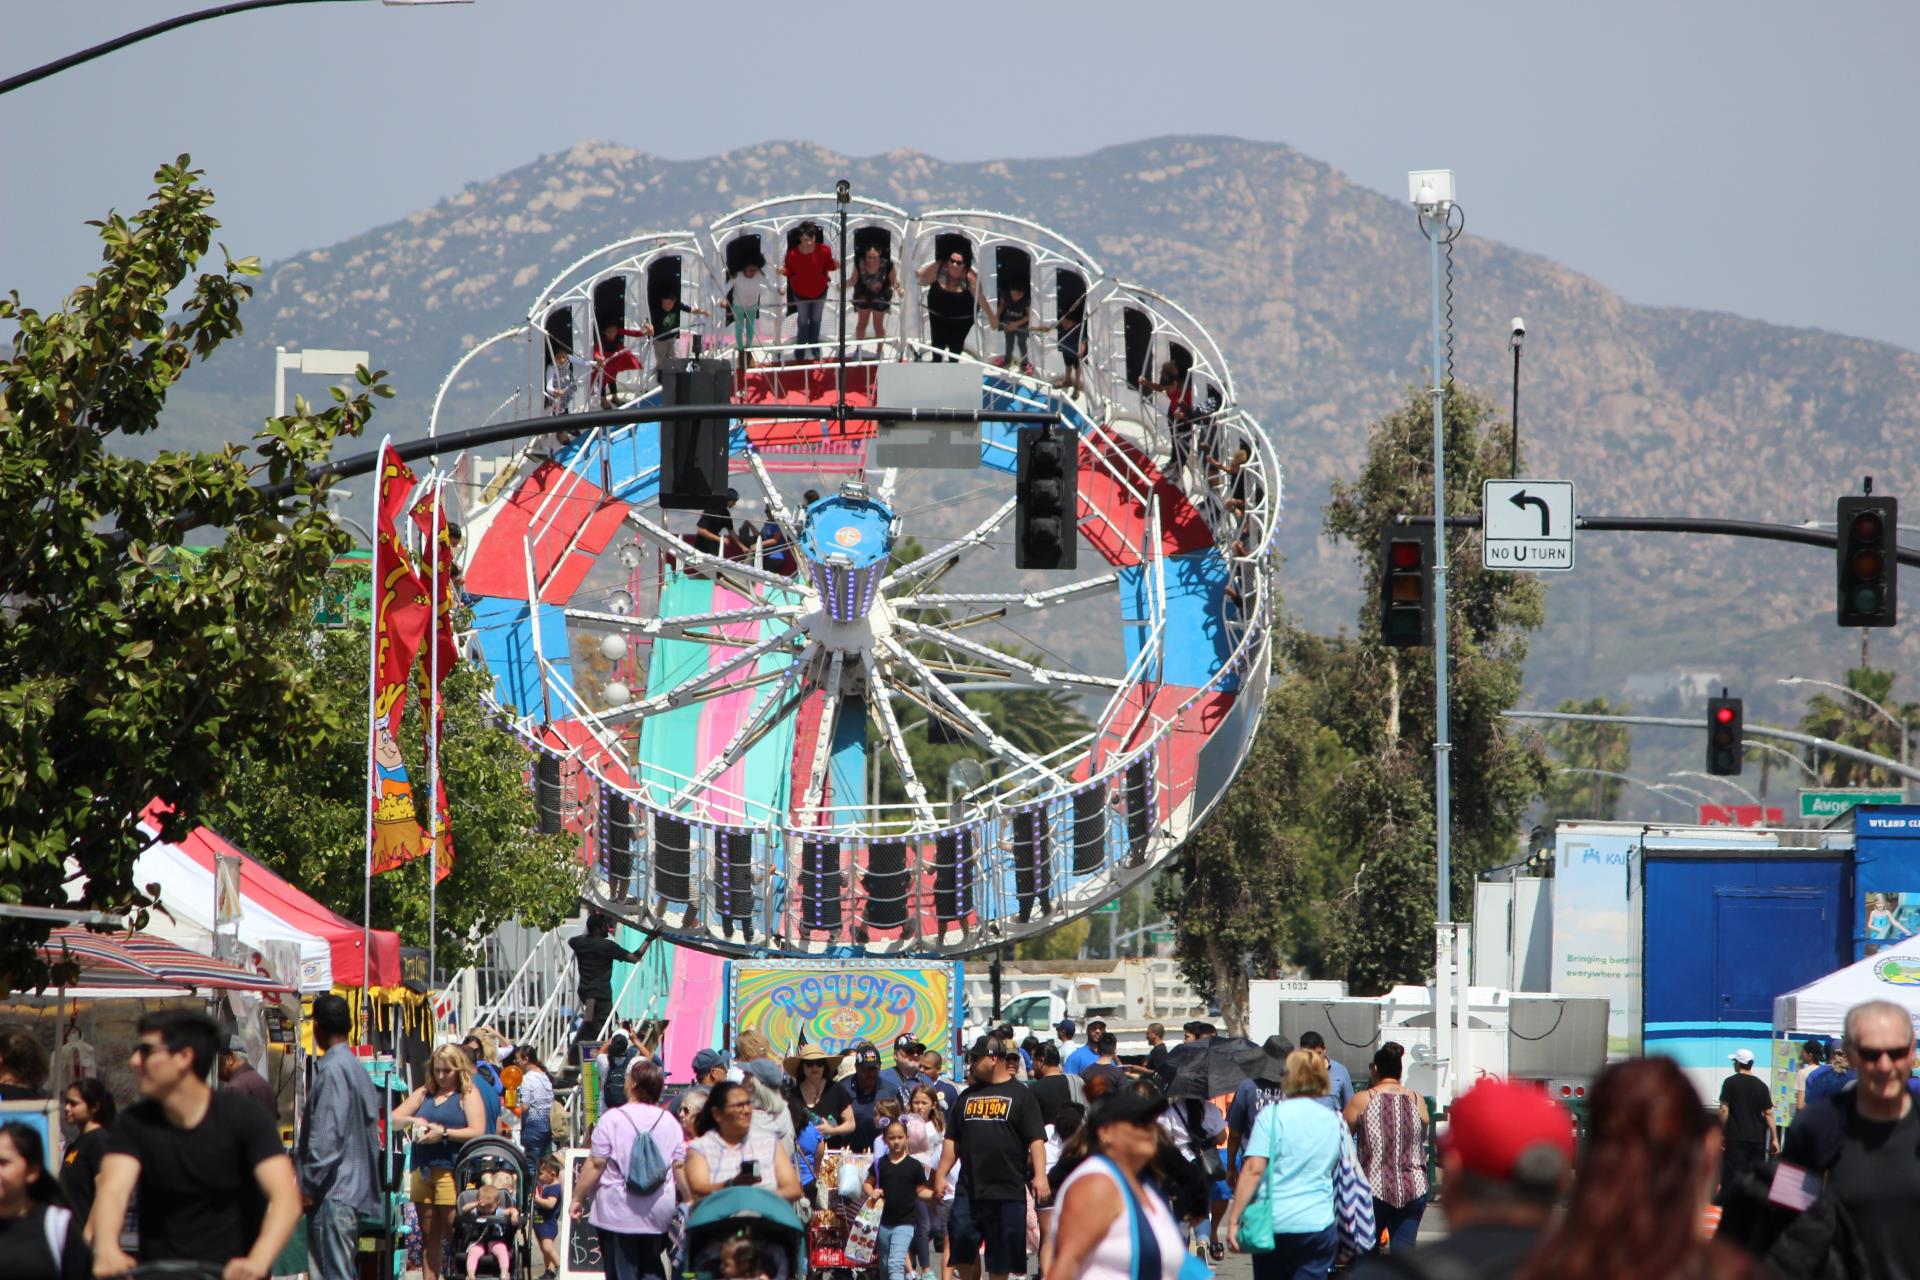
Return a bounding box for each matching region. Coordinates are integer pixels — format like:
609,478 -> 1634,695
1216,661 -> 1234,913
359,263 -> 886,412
436,196 -> 1282,957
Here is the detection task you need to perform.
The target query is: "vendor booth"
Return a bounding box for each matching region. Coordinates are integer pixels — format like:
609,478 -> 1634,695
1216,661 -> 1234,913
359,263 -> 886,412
134,803 -> 426,1047
1771,928 -> 1920,1121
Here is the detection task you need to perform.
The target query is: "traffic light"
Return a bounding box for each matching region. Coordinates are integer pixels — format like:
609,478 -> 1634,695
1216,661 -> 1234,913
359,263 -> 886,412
1706,693 -> 1744,776
1379,525 -> 1434,647
1015,426 -> 1078,570
1837,493 -> 1898,626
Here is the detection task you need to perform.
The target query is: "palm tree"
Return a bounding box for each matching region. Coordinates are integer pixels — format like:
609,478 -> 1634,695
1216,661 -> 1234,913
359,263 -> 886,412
1540,696 -> 1633,823
1796,667 -> 1917,788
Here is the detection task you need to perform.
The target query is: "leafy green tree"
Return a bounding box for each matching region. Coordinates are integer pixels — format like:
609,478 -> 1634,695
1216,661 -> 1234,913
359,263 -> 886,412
1319,385 -> 1552,968
1540,696 -> 1634,824
1013,917 -> 1091,962
1796,668 -> 1916,789
0,158 -> 380,981
221,626 -> 581,968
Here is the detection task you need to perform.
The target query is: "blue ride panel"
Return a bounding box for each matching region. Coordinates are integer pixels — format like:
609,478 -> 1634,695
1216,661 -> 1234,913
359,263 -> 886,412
637,572 -> 716,806
828,702 -> 867,823
548,408 -> 750,508
1117,549 -> 1238,693
470,595 -> 573,719
741,584 -> 804,825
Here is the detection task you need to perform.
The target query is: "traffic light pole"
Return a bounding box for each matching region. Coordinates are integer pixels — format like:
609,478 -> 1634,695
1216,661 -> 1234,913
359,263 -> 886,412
1394,511 -> 1920,568
1421,206 -> 1457,1111
1502,709 -> 1920,786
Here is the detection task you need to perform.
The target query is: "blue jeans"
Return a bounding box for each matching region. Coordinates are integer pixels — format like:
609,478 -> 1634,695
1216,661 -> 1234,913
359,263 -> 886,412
605,1230 -> 671,1280
522,1120 -> 552,1169
307,1201 -> 361,1280
794,297 -> 826,358
1375,1194 -> 1426,1253
879,1222 -> 917,1280
1252,1224 -> 1338,1280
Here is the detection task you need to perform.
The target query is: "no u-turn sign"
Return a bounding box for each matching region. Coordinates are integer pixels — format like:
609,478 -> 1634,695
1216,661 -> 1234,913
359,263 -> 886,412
1482,479 -> 1576,571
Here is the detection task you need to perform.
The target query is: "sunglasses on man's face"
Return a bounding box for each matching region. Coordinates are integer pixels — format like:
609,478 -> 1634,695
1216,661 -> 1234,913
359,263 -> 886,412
1855,1044 -> 1914,1064
132,1040 -> 170,1062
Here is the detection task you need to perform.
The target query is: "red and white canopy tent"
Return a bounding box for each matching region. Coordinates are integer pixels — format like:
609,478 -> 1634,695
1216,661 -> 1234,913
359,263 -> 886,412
134,801 -> 403,998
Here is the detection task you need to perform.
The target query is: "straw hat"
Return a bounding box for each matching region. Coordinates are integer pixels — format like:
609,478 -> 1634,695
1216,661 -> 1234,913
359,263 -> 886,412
784,1043 -> 846,1078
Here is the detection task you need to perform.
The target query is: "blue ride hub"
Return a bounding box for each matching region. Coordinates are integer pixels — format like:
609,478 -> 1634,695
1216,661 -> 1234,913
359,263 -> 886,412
798,486 -> 896,623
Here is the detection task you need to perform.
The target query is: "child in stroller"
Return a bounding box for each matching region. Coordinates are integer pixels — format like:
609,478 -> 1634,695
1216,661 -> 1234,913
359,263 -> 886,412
457,1184 -> 521,1277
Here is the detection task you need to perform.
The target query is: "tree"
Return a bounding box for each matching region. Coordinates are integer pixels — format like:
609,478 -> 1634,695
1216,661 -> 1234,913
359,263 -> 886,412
1320,385 -> 1552,950
1796,667 -> 1917,789
1153,674 -> 1316,1034
1540,696 -> 1634,824
220,625 -> 581,967
1159,385 -> 1551,1004
1013,917 -> 1091,962
0,158 -> 378,981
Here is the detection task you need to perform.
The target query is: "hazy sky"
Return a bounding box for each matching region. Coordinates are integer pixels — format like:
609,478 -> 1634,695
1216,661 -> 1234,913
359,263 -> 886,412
4,2 -> 1915,351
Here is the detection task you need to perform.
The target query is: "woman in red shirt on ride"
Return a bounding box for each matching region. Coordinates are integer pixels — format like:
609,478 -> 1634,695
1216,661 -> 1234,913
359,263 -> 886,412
779,222 -> 836,362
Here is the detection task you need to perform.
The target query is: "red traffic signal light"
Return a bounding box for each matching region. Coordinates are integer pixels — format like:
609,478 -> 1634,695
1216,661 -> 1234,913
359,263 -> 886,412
1379,526 -> 1434,648
1707,695 -> 1744,776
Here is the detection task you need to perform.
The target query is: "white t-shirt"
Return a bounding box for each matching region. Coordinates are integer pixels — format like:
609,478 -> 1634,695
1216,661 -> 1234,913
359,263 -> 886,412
730,272 -> 776,309
1056,1158 -> 1185,1280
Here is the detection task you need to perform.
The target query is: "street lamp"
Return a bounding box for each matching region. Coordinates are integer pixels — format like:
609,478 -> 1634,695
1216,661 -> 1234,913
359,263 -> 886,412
1669,769 -> 1760,806
1508,317 -> 1524,476
1743,739 -> 1820,782
1,1 -> 471,98
1557,767 -> 1696,816
276,346 -> 370,417
1778,675 -> 1910,795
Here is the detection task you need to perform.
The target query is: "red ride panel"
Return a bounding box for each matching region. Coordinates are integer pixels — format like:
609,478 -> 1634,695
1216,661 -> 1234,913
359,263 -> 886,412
1076,435 -> 1214,567
463,461 -> 631,603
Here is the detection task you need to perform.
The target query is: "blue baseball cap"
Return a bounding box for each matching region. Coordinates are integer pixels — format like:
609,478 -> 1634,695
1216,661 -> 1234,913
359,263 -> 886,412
1055,1019 -> 1076,1036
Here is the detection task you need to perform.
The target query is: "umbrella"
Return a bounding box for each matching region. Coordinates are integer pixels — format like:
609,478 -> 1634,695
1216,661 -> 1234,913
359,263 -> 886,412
1163,1035 -> 1261,1098
1236,1035 -> 1294,1084
38,927 -> 292,994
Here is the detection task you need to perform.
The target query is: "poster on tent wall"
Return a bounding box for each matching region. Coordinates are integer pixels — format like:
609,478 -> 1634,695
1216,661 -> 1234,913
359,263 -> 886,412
728,959 -> 961,1059
1551,824 -> 1641,1058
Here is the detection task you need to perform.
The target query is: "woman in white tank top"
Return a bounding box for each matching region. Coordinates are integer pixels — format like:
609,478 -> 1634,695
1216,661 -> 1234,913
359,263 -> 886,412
1048,1092 -> 1188,1280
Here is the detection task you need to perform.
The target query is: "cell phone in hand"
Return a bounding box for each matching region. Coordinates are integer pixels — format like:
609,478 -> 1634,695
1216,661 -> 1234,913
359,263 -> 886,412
736,1159 -> 760,1185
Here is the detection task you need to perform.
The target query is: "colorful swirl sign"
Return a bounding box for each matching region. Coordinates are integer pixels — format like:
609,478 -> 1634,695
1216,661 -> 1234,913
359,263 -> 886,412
729,961 -> 959,1057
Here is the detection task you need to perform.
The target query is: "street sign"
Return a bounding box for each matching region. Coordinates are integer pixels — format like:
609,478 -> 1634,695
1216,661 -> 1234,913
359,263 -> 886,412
1482,479 -> 1576,572
1148,930 -> 1174,944
1800,789 -> 1905,820
1092,900 -> 1121,914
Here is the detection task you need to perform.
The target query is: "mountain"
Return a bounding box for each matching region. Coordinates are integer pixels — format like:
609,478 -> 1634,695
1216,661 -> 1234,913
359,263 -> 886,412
158,135 -> 1920,740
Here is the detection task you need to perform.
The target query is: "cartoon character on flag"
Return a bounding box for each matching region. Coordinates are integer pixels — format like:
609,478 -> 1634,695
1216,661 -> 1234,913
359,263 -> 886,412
368,445 -> 432,874
413,486 -> 461,883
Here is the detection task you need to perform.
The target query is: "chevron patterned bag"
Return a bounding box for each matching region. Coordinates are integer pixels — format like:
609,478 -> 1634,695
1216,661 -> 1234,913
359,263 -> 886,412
1334,1125 -> 1377,1258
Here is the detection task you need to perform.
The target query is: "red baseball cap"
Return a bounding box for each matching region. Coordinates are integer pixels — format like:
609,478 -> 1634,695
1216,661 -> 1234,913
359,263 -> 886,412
1440,1079 -> 1576,1183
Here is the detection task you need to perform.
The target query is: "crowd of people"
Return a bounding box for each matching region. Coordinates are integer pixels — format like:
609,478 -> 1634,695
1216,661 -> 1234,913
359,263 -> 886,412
12,993 -> 1920,1280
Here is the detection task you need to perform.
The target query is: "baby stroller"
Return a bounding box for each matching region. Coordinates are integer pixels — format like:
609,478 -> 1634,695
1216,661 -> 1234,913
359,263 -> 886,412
449,1135 -> 535,1280
804,1149 -> 880,1280
683,1186 -> 807,1280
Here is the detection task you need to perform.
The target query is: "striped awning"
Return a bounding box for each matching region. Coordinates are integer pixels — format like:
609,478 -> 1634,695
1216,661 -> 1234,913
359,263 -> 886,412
38,927 -> 293,995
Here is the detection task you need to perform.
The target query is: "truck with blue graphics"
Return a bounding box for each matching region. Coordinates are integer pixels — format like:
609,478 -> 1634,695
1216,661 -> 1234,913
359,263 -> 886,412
1551,821 -> 1850,1101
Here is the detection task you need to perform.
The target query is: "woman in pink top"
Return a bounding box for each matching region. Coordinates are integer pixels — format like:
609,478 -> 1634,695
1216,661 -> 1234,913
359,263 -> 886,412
1342,1043 -> 1430,1254
572,1058 -> 687,1280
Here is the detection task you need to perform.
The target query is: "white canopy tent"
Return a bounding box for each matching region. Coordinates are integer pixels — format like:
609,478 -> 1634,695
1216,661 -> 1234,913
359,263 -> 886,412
1773,931 -> 1920,1039
133,836 -> 334,992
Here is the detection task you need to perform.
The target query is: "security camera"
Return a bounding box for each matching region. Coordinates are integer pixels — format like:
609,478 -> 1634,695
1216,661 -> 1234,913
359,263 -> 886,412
1407,169 -> 1455,214
1510,317 -> 1525,350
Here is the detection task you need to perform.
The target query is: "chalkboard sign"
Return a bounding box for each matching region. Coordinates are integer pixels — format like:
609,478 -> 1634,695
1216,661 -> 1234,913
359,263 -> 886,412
558,1148 -> 604,1277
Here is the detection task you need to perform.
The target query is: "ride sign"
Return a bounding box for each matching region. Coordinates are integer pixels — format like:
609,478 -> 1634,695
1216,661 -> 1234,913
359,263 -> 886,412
1482,479 -> 1576,572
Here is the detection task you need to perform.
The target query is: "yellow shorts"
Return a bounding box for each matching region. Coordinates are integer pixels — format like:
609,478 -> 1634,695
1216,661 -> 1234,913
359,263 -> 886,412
410,1167 -> 457,1207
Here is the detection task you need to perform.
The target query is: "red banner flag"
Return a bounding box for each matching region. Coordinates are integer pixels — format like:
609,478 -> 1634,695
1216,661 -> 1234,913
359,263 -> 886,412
370,446 -> 432,875
412,486 -> 460,884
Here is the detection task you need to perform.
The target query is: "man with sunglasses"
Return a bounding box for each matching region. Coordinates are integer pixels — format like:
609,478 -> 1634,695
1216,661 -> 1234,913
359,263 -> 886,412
1778,999 -> 1920,1275
90,1010 -> 300,1280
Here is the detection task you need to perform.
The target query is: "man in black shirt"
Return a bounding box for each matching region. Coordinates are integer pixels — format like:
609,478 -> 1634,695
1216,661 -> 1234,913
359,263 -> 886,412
936,1036 -> 1048,1280
693,489 -> 740,557
90,1009 -> 300,1279
568,912 -> 642,1041
1717,1047 -> 1776,1195
1346,1078 -> 1573,1280
1028,1042 -> 1084,1126
1778,999 -> 1920,1280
